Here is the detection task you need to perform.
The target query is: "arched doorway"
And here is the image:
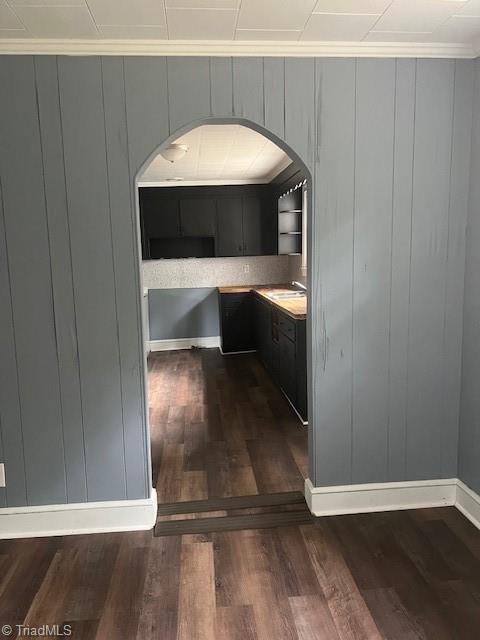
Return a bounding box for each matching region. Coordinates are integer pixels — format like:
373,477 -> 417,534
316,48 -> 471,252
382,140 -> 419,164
134,117 -> 313,527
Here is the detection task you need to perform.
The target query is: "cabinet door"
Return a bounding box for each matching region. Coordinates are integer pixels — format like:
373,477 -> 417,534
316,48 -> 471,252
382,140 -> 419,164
216,197 -> 244,256
295,320 -> 307,421
219,293 -> 254,353
242,196 -> 263,256
254,297 -> 271,369
180,198 -> 216,236
141,192 -> 180,239
278,331 -> 297,404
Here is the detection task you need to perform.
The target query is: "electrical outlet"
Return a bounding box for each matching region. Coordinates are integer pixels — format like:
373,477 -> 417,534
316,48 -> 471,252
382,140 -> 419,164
243,264 -> 250,273
0,463 -> 5,488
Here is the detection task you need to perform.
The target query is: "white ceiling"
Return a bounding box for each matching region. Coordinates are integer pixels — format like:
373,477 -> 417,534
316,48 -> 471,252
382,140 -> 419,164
1,0 -> 480,56
139,124 -> 292,186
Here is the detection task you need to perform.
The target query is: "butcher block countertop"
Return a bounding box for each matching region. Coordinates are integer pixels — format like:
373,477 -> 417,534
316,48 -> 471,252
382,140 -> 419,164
218,284 -> 307,320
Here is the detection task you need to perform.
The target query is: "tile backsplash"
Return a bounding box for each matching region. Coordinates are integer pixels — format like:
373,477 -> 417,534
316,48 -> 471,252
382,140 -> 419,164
143,255 -> 290,290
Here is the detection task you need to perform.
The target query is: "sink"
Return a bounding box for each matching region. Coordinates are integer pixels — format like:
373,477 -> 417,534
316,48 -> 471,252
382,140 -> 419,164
267,291 -> 306,300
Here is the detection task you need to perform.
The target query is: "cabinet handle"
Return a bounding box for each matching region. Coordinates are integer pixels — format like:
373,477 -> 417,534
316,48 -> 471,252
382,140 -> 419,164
238,244 -> 242,253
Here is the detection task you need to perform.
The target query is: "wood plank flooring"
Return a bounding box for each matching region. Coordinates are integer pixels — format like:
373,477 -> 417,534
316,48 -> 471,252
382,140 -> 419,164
2,507 -> 480,638
148,348 -> 308,503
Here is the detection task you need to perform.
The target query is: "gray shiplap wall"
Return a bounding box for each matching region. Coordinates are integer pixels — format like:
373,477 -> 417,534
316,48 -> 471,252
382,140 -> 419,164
459,58 -> 480,495
148,288 -> 219,341
0,56 -> 473,508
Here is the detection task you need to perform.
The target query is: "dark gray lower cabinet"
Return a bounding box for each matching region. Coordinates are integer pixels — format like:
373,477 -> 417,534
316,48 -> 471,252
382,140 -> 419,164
253,296 -> 307,422
219,292 -> 255,353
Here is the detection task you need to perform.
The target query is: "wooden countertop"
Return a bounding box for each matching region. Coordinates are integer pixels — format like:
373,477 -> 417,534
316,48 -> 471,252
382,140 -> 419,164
218,284 -> 307,320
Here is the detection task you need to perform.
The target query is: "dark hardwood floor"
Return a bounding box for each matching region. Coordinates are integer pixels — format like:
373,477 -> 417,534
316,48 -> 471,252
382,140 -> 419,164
148,348 -> 308,503
2,349 -> 480,638
2,507 -> 480,638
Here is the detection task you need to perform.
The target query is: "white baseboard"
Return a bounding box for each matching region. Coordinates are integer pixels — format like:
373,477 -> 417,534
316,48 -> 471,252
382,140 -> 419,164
149,336 -> 220,352
304,477 -> 480,531
455,480 -> 480,530
304,478 -> 457,517
0,489 -> 158,539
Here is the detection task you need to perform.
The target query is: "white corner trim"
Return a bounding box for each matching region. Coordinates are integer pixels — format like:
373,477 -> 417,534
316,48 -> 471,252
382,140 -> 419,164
0,489 -> 158,539
149,336 -> 220,352
0,39 -> 475,59
304,478 -> 457,517
455,480 -> 480,531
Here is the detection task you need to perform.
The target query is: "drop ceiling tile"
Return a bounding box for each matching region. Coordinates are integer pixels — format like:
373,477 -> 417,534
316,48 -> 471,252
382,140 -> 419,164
167,8 -> 237,39
428,14 -> 480,41
0,1 -> 23,29
0,27 -> 27,36
235,29 -> 301,40
301,12 -> 379,40
313,0 -> 391,14
364,30 -> 434,41
8,0 -> 84,5
237,0 -> 317,30
98,25 -> 167,38
166,0 -> 239,7
373,0 -> 466,33
87,0 -> 166,27
455,0 -> 480,16
13,5 -> 98,37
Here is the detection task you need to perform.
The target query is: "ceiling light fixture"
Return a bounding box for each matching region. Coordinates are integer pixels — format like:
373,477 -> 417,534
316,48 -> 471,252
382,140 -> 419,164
160,143 -> 188,163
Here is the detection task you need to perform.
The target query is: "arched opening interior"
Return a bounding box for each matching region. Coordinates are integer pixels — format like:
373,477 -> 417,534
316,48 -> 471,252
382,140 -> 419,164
135,119 -> 312,528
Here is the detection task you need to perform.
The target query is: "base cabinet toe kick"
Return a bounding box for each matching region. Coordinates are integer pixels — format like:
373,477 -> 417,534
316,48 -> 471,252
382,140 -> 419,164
218,288 -> 307,423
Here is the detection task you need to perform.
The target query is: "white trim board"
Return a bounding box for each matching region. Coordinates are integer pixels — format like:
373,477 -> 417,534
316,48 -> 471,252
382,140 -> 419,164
149,336 -> 220,352
0,39 -> 475,59
0,489 -> 158,540
305,478 -> 480,530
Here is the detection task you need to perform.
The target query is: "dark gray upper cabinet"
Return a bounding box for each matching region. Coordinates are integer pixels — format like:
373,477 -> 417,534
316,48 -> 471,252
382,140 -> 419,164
242,196 -> 262,256
216,197 -> 244,256
180,198 -> 216,236
141,194 -> 180,238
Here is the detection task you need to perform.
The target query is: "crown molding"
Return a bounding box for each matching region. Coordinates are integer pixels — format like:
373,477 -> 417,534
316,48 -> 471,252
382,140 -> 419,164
0,38 -> 476,59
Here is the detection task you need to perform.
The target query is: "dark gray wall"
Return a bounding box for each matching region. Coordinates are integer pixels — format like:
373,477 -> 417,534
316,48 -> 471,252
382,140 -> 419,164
0,56 -> 473,508
148,288 -> 219,341
459,59 -> 480,495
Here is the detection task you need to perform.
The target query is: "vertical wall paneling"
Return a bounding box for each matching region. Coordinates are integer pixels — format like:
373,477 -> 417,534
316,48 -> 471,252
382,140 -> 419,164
459,59 -> 480,493
102,57 -> 148,500
352,59 -> 395,483
210,57 -> 233,117
0,177 -> 27,506
285,58 -> 315,172
123,57 -> 170,177
58,57 -> 127,502
0,56 -> 66,506
0,417 -> 5,507
232,57 -> 265,126
35,56 -> 87,503
314,59 -> 356,486
406,59 -> 455,480
263,58 -> 285,141
167,57 -> 211,134
0,56 -> 475,508
442,60 -> 474,478
388,59 -> 416,482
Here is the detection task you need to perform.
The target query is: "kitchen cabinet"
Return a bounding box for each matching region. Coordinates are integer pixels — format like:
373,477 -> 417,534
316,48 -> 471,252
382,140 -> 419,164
219,292 -> 255,353
253,295 -> 307,422
180,198 -> 216,237
139,185 -> 277,260
216,197 -> 244,256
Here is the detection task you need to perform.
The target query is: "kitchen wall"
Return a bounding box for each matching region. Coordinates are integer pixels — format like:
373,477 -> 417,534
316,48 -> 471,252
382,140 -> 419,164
149,288 -> 219,341
459,59 -> 480,495
143,255 -> 289,289
0,56 -> 473,509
